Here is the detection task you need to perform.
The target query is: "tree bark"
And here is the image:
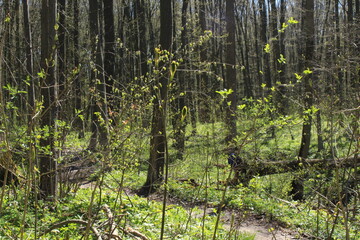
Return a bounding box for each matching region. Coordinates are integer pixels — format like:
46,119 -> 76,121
40,0 -> 57,199
233,156 -> 360,182
140,0 -> 172,196
58,0 -> 66,112
22,0 -> 35,115
103,0 -> 115,101
198,0 -> 210,122
259,0 -> 272,95
225,0 -> 237,143
296,0 -> 315,201
172,0 -> 189,161
88,0 -> 107,150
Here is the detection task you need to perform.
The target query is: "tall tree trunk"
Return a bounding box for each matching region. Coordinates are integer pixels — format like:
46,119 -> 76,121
270,0 -> 281,90
137,0 -> 148,77
88,0 -> 107,150
103,0 -> 115,102
259,0 -> 271,96
40,0 -> 57,200
57,0 -> 66,120
236,8 -> 253,99
172,0 -> 189,160
252,0 -> 261,98
140,0 -> 172,196
225,0 -> 237,143
277,0 -> 287,114
198,0 -> 210,122
72,0 -> 83,138
295,0 -> 315,201
335,0 -> 343,106
22,0 -> 35,116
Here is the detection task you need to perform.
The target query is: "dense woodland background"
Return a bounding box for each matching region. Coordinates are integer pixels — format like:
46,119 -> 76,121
0,0 -> 359,239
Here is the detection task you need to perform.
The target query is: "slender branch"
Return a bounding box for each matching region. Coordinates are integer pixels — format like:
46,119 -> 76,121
39,219 -> 102,239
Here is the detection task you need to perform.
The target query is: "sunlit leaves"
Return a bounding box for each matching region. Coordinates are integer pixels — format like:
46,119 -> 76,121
264,43 -> 271,53
37,69 -> 46,79
277,54 -> 287,64
215,89 -> 234,98
288,17 -> 299,24
303,68 -> 313,75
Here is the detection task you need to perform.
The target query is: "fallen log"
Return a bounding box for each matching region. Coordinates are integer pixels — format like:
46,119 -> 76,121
232,155 -> 360,183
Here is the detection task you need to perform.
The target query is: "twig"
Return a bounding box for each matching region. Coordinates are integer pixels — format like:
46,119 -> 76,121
102,204 -> 149,240
39,219 -> 102,239
124,226 -> 150,240
102,204 -> 119,238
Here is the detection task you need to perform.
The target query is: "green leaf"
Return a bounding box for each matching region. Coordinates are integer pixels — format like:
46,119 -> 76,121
294,73 -> 303,80
288,17 -> 299,24
238,104 -> 246,110
303,68 -> 313,75
37,69 -> 46,79
264,43 -> 271,53
277,54 -> 287,64
215,89 -> 234,98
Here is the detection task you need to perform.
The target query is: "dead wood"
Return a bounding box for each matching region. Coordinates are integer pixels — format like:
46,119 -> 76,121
234,155 -> 360,182
39,219 -> 102,239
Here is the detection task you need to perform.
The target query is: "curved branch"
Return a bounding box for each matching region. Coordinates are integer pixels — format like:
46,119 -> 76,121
39,219 -> 102,239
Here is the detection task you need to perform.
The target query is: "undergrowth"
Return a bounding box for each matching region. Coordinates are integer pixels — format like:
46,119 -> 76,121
0,109 -> 358,239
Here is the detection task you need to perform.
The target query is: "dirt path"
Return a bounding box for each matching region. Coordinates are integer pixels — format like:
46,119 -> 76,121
220,209 -> 299,240
145,191 -> 303,240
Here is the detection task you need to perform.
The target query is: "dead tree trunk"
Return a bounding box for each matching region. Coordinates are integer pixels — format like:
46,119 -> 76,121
232,156 -> 360,184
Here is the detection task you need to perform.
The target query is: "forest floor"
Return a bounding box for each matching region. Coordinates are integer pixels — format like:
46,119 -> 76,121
80,180 -> 302,239
131,188 -> 304,240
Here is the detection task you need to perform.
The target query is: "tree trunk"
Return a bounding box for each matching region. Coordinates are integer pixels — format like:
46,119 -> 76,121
22,0 -> 35,116
233,156 -> 360,181
137,0 -> 148,77
57,0 -> 66,122
140,0 -> 172,196
277,0 -> 287,115
88,0 -> 107,150
198,0 -> 210,123
40,0 -> 57,200
299,0 -> 315,159
296,0 -> 315,201
259,0 -> 271,95
172,0 -> 189,160
224,0 -> 237,143
103,0 -> 115,102
72,0 -> 84,138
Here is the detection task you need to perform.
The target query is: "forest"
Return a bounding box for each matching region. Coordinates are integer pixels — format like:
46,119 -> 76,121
0,0 -> 359,239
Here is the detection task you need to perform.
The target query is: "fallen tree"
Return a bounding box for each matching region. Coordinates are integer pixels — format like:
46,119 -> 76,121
230,155 -> 360,184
